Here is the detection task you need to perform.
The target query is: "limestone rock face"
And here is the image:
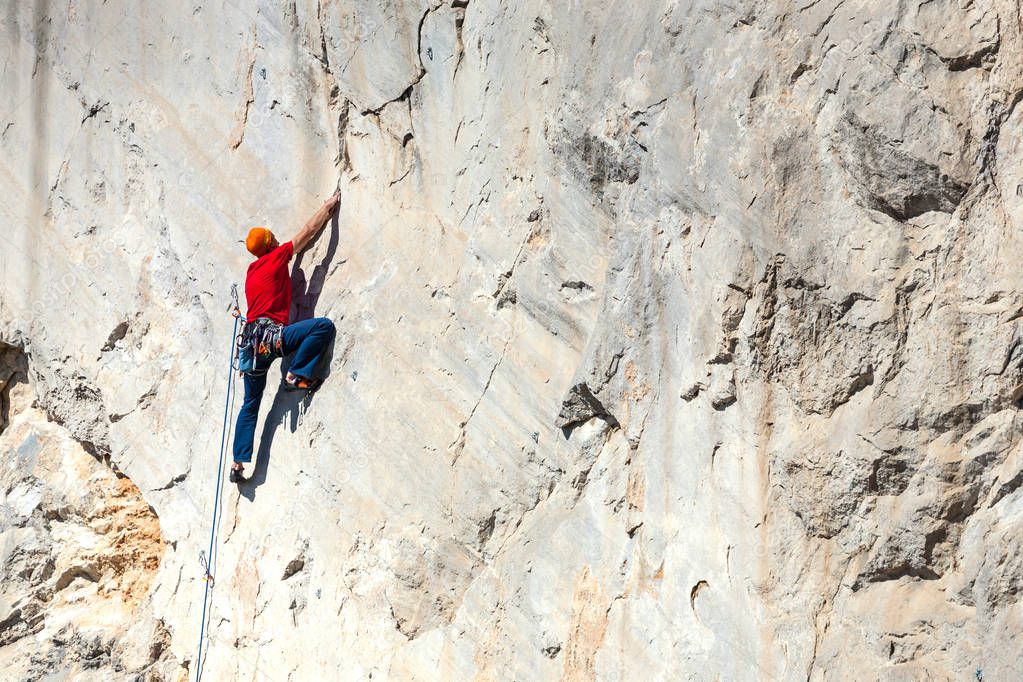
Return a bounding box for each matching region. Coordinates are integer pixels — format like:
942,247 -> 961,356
2,0 -> 1023,679
0,344 -> 172,679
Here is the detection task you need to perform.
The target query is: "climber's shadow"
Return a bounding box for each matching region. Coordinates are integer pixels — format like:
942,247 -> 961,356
292,212 -> 341,316
238,356 -> 323,500
237,361 -> 304,501
290,209 -> 341,378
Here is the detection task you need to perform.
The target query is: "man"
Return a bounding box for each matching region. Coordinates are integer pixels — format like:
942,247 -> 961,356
230,192 -> 340,482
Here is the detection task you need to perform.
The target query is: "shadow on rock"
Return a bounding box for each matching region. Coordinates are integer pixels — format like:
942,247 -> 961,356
291,208 -> 341,322
239,326 -> 336,498
239,364 -> 316,501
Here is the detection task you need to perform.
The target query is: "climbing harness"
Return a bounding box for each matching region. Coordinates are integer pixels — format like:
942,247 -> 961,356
237,316 -> 284,376
194,284 -> 242,681
231,282 -> 284,376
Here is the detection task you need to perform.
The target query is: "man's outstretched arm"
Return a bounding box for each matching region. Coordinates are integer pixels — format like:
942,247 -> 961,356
293,191 -> 340,253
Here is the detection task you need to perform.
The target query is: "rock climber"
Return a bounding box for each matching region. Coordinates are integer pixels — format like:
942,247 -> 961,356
230,192 -> 340,483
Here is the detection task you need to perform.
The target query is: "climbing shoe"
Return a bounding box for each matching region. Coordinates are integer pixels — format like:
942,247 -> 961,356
282,375 -> 321,392
229,466 -> 245,484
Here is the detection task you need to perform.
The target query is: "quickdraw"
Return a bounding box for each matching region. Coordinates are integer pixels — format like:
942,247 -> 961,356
198,550 -> 215,588
227,283 -> 242,320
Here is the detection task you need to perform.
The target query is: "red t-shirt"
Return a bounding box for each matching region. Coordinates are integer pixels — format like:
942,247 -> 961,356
245,241 -> 294,325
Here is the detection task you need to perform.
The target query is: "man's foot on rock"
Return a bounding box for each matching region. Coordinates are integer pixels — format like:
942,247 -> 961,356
282,373 -> 321,392
229,464 -> 245,483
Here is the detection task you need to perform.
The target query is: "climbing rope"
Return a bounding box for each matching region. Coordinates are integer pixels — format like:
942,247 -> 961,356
194,285 -> 243,682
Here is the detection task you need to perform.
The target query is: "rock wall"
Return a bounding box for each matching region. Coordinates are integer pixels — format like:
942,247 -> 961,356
0,342 -> 172,679
2,0 -> 1023,679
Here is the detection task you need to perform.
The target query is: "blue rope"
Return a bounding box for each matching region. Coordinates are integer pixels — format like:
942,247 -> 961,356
195,311 -> 240,681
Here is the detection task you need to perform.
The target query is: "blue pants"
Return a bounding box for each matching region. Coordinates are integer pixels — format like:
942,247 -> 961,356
233,317 -> 335,463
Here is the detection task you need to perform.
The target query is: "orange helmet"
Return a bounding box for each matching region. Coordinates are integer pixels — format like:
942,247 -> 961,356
245,227 -> 275,257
